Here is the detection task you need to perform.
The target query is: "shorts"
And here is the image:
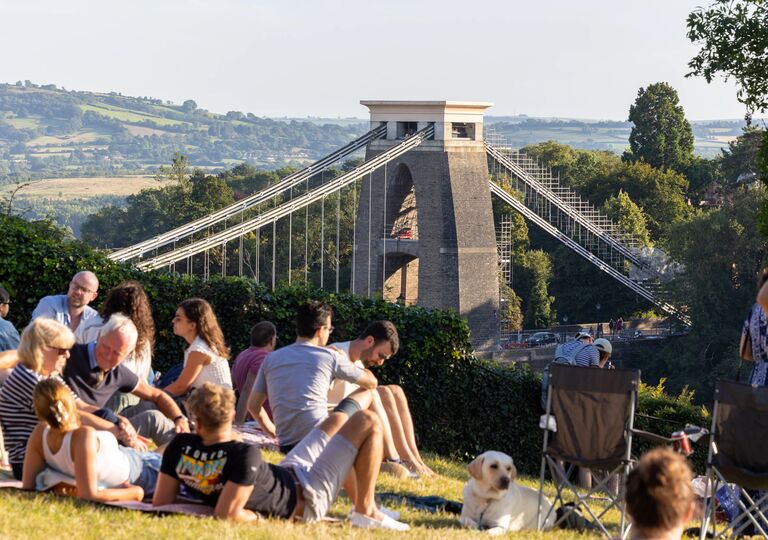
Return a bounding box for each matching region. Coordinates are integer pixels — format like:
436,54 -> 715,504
121,448 -> 162,498
279,427 -> 358,521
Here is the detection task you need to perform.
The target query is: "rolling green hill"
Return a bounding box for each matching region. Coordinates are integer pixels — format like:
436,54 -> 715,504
0,81 -> 746,185
0,82 -> 368,183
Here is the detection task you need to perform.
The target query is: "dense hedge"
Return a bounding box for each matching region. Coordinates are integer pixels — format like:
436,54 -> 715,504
1,214 -> 710,474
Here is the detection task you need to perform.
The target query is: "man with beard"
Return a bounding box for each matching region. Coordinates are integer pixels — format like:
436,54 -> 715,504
327,321 -> 434,477
32,271 -> 99,332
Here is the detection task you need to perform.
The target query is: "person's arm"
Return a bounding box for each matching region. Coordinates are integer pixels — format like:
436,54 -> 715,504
214,481 -> 259,522
0,350 -> 18,370
77,409 -> 147,452
152,471 -> 180,506
21,425 -> 47,490
71,427 -> 144,502
759,280 -> 768,313
353,368 -> 378,389
31,298 -> 55,321
164,351 -> 208,396
234,370 -> 258,425
246,390 -> 276,438
132,379 -> 189,433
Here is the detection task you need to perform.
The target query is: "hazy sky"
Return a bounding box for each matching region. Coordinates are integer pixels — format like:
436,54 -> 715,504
0,0 -> 756,121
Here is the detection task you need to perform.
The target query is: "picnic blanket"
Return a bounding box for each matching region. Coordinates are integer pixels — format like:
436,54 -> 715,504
234,422 -> 279,451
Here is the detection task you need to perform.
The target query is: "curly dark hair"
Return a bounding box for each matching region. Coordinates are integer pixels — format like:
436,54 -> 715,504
178,298 -> 230,359
99,280 -> 155,356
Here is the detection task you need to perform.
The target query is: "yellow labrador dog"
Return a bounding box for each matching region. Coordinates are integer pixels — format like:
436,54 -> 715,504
459,451 -> 555,534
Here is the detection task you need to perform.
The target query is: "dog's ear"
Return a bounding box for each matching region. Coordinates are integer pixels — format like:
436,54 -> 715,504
510,461 -> 517,481
468,455 -> 484,480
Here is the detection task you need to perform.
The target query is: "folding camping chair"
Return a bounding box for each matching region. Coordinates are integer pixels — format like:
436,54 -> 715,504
537,364 -> 641,538
699,379 -> 768,539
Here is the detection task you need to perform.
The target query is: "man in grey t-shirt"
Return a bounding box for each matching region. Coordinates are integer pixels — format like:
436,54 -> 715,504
249,301 -> 378,452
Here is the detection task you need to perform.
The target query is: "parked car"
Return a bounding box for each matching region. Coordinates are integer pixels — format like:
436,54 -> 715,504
526,332 -> 560,347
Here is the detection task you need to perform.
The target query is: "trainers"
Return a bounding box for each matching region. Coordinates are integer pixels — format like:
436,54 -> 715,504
349,512 -> 410,531
349,505 -> 400,521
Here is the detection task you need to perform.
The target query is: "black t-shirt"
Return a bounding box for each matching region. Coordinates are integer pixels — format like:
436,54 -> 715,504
161,433 -> 296,518
63,344 -> 139,407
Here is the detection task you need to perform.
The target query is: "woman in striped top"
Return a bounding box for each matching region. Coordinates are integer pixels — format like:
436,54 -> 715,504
0,318 -> 141,479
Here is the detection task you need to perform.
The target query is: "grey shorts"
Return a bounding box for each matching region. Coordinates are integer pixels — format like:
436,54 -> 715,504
279,427 -> 358,521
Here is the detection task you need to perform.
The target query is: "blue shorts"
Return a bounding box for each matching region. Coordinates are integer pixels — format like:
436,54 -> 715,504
121,448 -> 162,498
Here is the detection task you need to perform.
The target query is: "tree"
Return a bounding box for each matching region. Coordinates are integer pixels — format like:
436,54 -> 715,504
687,0 -> 768,122
156,152 -> 190,188
625,82 -> 694,171
601,190 -> 652,247
720,127 -> 765,184
181,99 -> 197,112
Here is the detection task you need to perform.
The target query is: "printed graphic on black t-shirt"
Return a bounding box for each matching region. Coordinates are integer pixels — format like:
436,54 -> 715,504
175,446 -> 228,495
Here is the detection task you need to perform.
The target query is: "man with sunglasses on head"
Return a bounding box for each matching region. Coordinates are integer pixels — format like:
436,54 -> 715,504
31,271 -> 99,332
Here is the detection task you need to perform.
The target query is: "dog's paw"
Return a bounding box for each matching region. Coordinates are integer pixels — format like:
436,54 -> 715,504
458,516 -> 479,529
486,526 -> 508,536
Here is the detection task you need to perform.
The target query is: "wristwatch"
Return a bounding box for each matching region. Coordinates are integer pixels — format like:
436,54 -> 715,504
173,414 -> 187,423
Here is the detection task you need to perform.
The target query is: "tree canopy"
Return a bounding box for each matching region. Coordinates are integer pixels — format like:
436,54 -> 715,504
687,0 -> 768,122
625,82 -> 694,171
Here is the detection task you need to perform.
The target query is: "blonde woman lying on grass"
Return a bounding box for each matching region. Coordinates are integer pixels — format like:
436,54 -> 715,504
22,378 -> 161,502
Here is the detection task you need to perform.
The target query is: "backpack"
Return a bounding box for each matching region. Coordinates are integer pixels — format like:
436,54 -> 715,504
540,341 -> 590,409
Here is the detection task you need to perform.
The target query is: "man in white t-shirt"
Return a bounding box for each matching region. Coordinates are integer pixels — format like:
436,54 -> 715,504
328,320 -> 434,477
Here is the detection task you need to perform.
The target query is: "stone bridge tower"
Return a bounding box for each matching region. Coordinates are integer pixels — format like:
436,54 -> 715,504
352,101 -> 499,349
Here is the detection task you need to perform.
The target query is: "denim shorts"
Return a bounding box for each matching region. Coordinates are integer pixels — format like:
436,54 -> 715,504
120,448 -> 162,498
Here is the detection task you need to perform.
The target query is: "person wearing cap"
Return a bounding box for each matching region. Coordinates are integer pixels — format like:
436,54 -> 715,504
0,285 -> 20,353
558,331 -> 600,367
594,338 -> 613,369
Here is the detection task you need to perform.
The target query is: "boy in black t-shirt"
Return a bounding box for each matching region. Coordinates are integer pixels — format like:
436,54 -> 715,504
154,382 -> 409,530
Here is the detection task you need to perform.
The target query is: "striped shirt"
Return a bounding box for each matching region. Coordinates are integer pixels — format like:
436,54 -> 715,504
0,364 -> 78,465
558,340 -> 600,367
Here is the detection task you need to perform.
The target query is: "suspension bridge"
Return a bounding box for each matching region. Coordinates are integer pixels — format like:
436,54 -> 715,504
108,101 -> 688,349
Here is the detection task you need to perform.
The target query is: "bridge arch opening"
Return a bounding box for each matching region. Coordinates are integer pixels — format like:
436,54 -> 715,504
382,163 -> 419,305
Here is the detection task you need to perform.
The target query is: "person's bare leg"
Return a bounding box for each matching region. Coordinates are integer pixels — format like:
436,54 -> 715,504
336,410 -> 384,520
377,386 -> 420,468
388,385 -> 434,476
370,389 -> 399,460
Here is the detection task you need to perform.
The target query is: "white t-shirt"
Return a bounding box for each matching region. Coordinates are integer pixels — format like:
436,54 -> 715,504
184,336 -> 233,390
326,341 -> 364,407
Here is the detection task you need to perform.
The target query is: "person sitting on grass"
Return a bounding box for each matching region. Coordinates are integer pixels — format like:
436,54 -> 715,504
625,447 -> 695,540
327,320 -> 435,477
164,298 -> 233,398
0,318 -> 144,480
154,382 -> 409,530
22,378 -> 161,502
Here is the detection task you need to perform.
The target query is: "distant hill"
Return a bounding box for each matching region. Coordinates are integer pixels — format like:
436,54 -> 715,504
0,82 -> 368,183
484,116 -> 745,157
0,81 -> 748,184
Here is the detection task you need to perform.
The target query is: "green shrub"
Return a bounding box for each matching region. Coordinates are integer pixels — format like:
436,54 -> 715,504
1,214 -> 708,474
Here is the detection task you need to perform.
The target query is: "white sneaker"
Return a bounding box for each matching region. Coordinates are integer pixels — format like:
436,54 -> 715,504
349,505 -> 401,521
349,511 -> 410,531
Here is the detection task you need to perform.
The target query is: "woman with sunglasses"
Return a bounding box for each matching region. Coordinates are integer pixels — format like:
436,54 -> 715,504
0,318 -> 141,479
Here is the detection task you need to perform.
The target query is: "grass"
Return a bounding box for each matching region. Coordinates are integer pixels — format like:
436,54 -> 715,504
79,104 -> 187,126
0,176 -> 173,200
0,450 -> 623,540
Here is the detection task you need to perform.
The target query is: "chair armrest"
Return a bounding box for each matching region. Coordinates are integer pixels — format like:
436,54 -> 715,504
630,428 -> 672,445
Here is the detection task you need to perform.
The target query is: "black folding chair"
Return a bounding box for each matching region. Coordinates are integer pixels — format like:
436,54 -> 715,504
700,380 -> 768,539
537,364 -> 641,538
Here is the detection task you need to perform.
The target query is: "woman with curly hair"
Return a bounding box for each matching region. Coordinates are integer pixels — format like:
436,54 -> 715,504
76,280 -> 155,412
164,298 -> 232,397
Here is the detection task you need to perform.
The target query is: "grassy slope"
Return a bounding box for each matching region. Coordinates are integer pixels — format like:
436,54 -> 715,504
0,450 -> 620,540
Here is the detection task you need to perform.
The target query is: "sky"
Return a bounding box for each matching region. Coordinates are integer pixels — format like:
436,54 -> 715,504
0,0 -> 757,121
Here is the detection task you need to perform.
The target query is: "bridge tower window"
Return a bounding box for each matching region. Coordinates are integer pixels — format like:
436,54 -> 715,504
451,122 -> 475,139
396,121 -> 418,139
